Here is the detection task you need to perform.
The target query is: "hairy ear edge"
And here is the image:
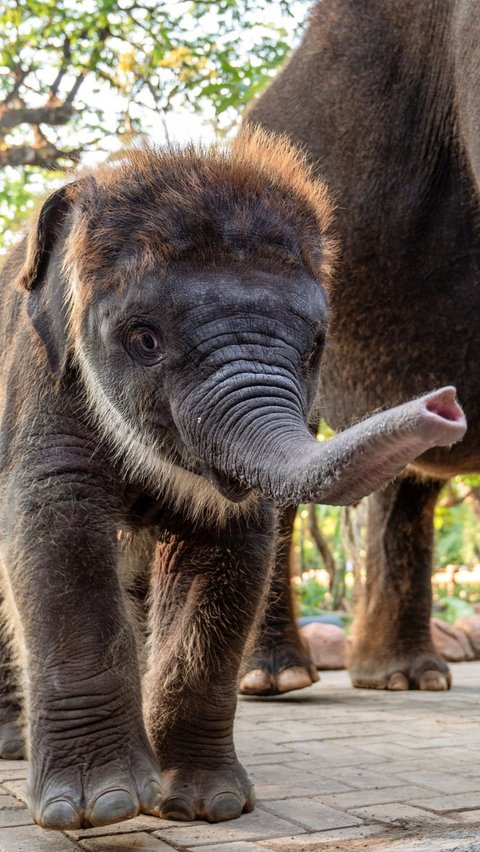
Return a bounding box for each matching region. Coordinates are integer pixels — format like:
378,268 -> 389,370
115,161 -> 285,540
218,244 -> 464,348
17,185 -> 72,292
19,185 -> 76,381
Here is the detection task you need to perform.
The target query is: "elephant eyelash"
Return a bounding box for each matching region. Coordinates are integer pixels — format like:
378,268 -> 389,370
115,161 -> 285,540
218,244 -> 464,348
302,335 -> 324,368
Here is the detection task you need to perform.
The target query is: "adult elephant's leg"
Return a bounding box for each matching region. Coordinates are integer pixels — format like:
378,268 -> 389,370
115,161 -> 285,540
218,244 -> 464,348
349,475 -> 449,691
239,505 -> 319,696
8,474 -> 161,830
0,585 -> 24,759
145,502 -> 274,823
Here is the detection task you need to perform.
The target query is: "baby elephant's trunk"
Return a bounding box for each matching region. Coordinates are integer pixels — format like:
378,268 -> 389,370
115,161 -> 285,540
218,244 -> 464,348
189,386 -> 466,506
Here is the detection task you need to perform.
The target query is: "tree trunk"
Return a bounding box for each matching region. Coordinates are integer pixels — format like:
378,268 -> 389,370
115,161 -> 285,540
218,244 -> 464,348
308,503 -> 336,589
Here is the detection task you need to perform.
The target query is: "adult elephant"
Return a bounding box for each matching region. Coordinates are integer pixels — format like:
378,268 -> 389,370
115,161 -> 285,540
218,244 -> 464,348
241,0 -> 480,694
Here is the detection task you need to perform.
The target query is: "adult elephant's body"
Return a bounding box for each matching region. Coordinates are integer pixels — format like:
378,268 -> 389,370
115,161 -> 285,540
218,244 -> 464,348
243,0 -> 480,693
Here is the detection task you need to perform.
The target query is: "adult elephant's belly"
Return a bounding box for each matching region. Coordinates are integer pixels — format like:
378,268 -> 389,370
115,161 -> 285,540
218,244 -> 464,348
319,276 -> 480,480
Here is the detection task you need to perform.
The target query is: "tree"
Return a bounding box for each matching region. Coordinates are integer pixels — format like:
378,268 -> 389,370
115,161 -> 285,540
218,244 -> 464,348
0,0 -> 307,250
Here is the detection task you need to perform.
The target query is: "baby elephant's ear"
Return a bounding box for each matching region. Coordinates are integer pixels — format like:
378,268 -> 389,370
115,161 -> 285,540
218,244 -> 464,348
18,185 -> 71,292
19,185 -> 73,381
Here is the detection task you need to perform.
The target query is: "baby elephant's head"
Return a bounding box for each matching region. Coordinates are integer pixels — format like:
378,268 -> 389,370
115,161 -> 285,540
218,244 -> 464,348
18,129 -> 466,513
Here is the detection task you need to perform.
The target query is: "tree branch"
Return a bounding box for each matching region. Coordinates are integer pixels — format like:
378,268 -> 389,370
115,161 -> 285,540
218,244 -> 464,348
3,67 -> 31,107
49,37 -> 72,100
0,143 -> 80,168
438,485 -> 480,509
0,104 -> 74,131
64,72 -> 87,105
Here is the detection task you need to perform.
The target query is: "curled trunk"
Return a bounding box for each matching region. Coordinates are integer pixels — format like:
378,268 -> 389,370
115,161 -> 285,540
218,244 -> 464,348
184,385 -> 466,507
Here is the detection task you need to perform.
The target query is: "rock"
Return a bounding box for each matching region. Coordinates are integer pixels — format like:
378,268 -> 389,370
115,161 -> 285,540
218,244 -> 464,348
454,615 -> 480,658
430,617 -> 475,662
298,614 -> 344,628
300,622 -> 348,670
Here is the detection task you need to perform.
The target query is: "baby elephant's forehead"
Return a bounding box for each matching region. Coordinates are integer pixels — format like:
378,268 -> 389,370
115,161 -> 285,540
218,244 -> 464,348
134,267 -> 328,334
88,265 -> 326,337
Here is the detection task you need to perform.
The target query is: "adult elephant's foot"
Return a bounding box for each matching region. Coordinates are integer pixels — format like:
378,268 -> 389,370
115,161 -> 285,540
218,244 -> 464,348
349,478 -> 448,692
349,646 -> 451,691
158,761 -> 255,823
28,730 -> 161,830
239,640 -> 319,695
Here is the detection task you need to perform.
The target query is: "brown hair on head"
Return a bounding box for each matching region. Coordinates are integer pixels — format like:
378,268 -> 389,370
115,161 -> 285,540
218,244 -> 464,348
63,126 -> 337,299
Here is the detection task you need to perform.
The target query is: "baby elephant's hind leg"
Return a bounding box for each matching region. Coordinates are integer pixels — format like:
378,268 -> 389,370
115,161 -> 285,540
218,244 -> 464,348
145,503 -> 274,823
239,505 -> 319,696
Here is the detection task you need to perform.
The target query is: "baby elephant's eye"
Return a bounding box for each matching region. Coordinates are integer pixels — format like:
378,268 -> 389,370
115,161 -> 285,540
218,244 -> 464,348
139,331 -> 157,351
128,327 -> 163,364
302,332 -> 325,371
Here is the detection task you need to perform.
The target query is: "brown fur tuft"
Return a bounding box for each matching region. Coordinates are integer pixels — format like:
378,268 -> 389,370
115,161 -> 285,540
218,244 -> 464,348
231,126 -> 338,288
61,128 -> 337,309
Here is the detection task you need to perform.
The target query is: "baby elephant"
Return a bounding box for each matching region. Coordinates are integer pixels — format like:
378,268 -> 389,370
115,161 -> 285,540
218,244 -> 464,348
0,128 -> 466,830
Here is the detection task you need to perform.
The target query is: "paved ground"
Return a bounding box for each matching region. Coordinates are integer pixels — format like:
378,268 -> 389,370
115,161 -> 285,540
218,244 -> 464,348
0,663 -> 479,852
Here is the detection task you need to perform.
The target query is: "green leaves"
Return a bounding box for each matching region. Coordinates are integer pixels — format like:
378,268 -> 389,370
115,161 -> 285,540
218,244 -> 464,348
0,167 -> 62,247
0,0 -> 308,251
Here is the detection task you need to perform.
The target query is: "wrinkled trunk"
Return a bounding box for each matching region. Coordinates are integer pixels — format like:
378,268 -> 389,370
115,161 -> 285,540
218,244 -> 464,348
237,386 -> 465,506
174,375 -> 466,507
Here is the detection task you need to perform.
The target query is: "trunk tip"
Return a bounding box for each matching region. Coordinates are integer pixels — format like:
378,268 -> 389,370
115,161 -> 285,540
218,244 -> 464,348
423,385 -> 466,444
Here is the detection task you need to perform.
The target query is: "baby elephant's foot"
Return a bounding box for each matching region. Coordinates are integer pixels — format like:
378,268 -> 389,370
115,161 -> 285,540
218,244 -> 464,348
158,762 -> 255,823
349,649 -> 451,691
0,718 -> 25,760
0,700 -> 25,759
239,641 -> 319,696
29,737 -> 161,830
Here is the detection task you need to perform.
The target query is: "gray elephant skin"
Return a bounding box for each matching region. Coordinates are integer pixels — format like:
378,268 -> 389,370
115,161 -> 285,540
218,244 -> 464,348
0,128 -> 466,830
241,0 -> 480,696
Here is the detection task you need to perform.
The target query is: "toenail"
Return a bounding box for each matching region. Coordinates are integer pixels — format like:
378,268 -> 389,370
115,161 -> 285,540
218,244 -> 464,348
41,799 -> 81,829
243,792 -> 256,813
142,779 -> 161,810
277,666 -> 314,693
160,796 -> 195,821
0,739 -> 24,759
209,792 -> 243,821
388,672 -> 409,690
90,789 -> 137,826
420,669 -> 450,691
239,669 -> 273,694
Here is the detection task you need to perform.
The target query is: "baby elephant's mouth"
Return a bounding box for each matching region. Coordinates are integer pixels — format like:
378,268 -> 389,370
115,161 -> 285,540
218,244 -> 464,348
163,432 -> 253,503
202,465 -> 253,503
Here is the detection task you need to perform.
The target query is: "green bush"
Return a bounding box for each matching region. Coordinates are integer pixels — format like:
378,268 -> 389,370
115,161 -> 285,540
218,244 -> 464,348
433,590 -> 477,624
294,577 -> 329,616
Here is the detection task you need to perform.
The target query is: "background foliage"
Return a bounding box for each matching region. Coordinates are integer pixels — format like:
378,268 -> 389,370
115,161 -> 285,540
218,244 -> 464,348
0,0 -> 305,249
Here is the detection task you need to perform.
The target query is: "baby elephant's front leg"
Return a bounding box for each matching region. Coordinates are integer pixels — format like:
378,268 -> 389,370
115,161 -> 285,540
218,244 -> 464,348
8,474 -> 161,830
146,503 -> 274,823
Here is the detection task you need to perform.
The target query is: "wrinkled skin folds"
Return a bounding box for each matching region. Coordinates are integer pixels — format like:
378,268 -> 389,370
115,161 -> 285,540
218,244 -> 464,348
0,130 -> 466,830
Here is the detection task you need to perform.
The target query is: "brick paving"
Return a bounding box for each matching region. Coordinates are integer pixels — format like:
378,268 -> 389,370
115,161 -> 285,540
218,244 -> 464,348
0,663 -> 479,851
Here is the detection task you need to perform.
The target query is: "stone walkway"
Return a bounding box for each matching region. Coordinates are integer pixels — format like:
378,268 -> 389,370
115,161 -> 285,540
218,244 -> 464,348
0,663 -> 479,852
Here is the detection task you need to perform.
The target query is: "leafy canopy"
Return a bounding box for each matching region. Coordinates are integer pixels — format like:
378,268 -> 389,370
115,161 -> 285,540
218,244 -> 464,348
0,0 -> 306,249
